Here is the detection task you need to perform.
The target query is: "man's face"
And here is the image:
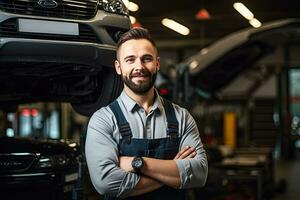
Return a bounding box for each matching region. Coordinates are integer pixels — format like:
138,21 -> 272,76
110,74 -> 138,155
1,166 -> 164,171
115,39 -> 160,95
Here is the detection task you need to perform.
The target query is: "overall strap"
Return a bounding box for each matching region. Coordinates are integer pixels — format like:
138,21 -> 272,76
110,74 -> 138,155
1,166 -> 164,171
163,98 -> 179,140
109,101 -> 132,144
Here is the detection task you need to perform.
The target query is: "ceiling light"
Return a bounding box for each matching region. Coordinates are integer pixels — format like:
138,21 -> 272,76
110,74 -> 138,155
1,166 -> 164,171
121,0 -> 129,8
128,2 -> 139,12
121,0 -> 139,12
233,2 -> 254,20
129,16 -> 136,24
161,18 -> 190,35
249,18 -> 262,28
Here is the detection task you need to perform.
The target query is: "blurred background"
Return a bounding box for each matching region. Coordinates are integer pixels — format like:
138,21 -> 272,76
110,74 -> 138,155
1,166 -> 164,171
2,0 -> 300,200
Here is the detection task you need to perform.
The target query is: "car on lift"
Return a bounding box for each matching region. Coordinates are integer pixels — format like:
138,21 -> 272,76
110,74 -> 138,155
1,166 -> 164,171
0,0 -> 130,199
0,0 -> 131,116
183,19 -> 300,101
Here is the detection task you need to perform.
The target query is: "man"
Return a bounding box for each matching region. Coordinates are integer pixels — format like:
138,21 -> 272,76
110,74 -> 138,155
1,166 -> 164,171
85,27 -> 208,199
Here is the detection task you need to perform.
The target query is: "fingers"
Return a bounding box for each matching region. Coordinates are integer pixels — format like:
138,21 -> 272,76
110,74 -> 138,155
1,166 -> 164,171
174,146 -> 190,159
186,151 -> 196,158
179,147 -> 196,159
174,146 -> 196,159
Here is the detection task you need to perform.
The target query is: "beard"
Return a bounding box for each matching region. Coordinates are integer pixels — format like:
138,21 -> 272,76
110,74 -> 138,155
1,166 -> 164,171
122,68 -> 157,95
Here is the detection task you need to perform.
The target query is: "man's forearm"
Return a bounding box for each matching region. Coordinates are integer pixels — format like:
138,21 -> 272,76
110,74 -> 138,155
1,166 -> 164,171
127,175 -> 163,197
119,147 -> 196,189
141,157 -> 181,188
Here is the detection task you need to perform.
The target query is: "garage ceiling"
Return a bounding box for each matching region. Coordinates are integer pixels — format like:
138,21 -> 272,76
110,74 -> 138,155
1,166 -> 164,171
132,0 -> 300,48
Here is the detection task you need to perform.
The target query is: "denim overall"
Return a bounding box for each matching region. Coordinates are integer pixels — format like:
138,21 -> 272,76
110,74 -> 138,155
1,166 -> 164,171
106,99 -> 186,200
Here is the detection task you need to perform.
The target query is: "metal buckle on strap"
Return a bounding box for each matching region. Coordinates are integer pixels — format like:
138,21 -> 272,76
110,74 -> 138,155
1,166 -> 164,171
167,122 -> 178,140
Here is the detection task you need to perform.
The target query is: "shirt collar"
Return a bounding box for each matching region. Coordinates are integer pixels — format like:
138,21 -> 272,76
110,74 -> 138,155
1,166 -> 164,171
120,90 -> 138,112
119,89 -> 164,114
152,89 -> 164,114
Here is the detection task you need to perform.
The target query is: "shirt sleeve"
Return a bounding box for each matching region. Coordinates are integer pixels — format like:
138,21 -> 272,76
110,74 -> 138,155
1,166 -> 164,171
85,108 -> 140,198
175,108 -> 208,189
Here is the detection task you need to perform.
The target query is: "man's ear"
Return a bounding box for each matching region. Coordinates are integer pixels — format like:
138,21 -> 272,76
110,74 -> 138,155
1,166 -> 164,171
114,60 -> 122,75
156,57 -> 161,71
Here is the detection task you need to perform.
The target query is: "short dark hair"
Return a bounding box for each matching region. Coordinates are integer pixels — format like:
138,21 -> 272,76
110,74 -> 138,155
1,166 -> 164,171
116,27 -> 157,59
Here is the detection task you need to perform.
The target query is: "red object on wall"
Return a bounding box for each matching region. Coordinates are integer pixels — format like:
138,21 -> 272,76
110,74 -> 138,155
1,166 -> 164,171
195,8 -> 211,20
132,22 -> 141,28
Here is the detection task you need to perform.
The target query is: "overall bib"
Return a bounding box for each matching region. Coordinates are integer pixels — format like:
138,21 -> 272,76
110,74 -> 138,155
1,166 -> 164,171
106,99 -> 186,200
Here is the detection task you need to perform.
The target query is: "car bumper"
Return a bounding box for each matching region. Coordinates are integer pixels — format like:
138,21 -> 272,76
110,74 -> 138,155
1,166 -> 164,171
0,9 -> 131,45
0,9 -> 130,67
0,38 -> 116,68
0,170 -> 79,199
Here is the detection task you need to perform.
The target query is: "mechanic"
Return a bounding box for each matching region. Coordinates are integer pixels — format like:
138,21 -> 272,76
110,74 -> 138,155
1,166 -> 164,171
85,27 -> 208,200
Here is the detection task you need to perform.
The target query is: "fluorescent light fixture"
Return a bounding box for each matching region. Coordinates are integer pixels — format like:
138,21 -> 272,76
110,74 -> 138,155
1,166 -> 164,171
161,18 -> 190,35
249,18 -> 262,28
122,0 -> 129,8
129,16 -> 136,24
122,0 -> 139,12
233,2 -> 254,20
128,1 -> 139,12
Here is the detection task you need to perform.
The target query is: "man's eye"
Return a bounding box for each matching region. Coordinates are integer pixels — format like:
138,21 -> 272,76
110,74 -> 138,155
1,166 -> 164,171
143,57 -> 153,62
126,58 -> 135,63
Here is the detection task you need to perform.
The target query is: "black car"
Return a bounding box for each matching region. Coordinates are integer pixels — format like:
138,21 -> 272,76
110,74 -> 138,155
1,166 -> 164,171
0,136 -> 80,200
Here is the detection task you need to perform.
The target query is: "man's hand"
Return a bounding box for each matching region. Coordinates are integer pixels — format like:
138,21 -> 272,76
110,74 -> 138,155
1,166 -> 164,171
174,146 -> 196,160
119,156 -> 134,172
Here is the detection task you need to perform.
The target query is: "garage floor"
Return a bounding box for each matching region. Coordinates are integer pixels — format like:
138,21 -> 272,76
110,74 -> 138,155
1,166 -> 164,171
273,150 -> 300,199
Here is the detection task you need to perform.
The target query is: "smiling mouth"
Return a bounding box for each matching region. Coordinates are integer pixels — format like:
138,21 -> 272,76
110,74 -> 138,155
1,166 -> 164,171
132,76 -> 148,80
131,73 -> 149,78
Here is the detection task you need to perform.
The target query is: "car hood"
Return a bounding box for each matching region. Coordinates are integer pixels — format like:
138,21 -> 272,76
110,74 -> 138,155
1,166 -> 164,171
0,136 -> 79,156
183,18 -> 300,99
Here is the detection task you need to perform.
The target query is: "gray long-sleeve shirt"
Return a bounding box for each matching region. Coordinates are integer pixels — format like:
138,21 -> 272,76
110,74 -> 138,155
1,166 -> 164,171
85,90 -> 208,198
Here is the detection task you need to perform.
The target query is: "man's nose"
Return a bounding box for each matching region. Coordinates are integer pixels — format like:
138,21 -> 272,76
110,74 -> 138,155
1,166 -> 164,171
134,58 -> 145,69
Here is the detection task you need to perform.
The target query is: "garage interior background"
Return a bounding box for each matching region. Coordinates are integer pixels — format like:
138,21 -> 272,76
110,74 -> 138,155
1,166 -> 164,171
1,0 -> 300,200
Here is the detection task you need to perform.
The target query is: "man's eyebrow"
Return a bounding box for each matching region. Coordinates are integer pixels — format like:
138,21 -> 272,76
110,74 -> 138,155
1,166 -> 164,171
142,54 -> 154,58
123,54 -> 154,61
123,55 -> 135,60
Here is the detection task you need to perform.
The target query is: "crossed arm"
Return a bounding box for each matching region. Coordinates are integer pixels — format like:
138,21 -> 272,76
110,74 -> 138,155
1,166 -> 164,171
86,108 -> 208,198
119,146 -> 197,197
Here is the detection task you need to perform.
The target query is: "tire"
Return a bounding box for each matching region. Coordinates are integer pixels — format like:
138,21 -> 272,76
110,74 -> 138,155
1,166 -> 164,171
71,67 -> 123,117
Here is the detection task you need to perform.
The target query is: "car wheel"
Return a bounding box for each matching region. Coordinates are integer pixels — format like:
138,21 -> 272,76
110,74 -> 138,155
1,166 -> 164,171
71,67 -> 123,117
